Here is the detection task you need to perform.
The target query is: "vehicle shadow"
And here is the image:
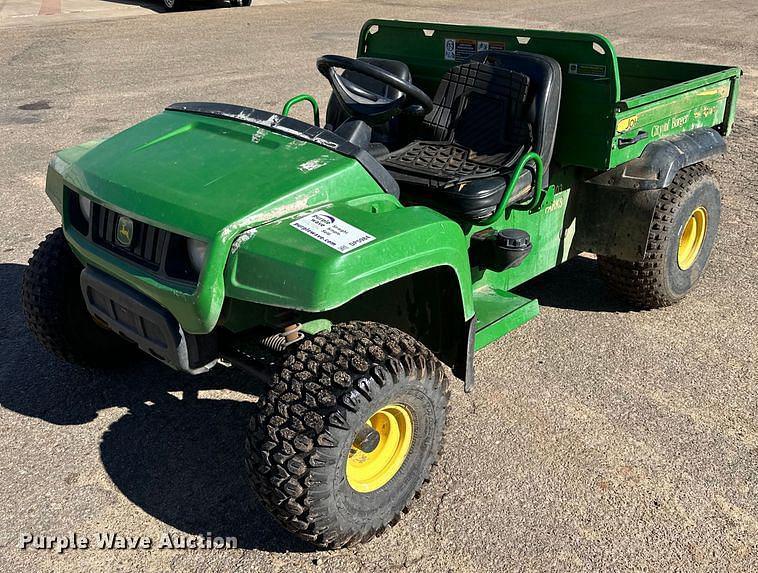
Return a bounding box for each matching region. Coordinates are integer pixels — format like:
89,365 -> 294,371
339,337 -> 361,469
0,262 -> 311,553
97,0 -> 242,14
0,255 -> 628,552
515,255 -> 634,313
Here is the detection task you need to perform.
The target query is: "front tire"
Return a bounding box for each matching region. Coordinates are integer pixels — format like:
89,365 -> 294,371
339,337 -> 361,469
21,228 -> 136,367
245,321 -> 450,548
598,163 -> 720,308
163,0 -> 182,11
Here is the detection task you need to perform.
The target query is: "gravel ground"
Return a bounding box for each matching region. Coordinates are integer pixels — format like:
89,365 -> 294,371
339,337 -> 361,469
1,1 -> 757,571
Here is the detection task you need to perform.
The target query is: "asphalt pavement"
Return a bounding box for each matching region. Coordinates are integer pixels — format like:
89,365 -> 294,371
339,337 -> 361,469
1,1 -> 757,571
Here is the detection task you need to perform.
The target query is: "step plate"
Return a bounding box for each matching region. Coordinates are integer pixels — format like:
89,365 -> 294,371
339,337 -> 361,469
473,287 -> 539,351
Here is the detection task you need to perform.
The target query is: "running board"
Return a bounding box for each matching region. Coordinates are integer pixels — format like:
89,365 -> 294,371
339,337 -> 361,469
473,287 -> 539,351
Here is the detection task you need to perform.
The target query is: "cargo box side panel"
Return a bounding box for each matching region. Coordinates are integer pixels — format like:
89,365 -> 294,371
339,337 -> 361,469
611,74 -> 738,167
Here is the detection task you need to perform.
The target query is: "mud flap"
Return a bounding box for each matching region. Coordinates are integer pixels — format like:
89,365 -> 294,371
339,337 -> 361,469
575,127 -> 725,261
572,182 -> 661,261
458,316 -> 476,392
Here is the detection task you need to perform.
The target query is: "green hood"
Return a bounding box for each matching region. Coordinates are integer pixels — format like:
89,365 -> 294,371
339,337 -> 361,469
48,107 -> 399,333
57,109 -> 385,241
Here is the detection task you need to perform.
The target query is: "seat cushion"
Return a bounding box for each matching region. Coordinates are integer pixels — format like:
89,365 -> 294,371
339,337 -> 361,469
382,62 -> 531,187
380,61 -> 533,221
380,140 -> 524,188
399,169 -> 534,222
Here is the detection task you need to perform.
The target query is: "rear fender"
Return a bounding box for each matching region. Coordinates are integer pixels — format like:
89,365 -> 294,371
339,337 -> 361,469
587,127 -> 725,191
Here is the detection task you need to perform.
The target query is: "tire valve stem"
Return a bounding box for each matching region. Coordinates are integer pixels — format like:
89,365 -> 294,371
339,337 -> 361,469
352,424 -> 381,454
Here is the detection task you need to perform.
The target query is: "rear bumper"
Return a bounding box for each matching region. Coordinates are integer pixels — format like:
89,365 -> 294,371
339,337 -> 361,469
80,267 -> 218,374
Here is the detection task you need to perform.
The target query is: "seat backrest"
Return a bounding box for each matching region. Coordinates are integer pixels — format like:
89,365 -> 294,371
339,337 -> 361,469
422,62 -> 532,166
324,57 -> 413,132
469,50 -> 563,179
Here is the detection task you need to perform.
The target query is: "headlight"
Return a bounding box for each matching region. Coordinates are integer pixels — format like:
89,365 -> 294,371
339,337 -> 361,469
78,195 -> 92,222
187,238 -> 208,273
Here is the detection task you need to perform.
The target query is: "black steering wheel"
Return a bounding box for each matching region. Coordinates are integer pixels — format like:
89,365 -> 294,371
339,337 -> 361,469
316,55 -> 433,125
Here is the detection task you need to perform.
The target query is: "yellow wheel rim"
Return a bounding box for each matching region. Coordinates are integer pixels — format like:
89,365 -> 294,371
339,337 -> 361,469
346,404 -> 413,493
677,206 -> 707,270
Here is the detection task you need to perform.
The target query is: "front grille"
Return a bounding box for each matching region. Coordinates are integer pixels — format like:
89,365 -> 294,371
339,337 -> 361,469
91,203 -> 169,271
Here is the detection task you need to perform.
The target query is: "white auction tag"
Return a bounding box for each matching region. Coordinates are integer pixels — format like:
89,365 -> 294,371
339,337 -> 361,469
291,210 -> 375,253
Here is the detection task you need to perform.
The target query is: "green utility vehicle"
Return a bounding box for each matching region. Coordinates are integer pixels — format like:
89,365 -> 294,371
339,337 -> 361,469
22,20 -> 741,548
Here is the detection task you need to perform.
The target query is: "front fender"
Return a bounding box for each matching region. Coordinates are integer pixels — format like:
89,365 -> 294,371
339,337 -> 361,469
224,201 -> 474,320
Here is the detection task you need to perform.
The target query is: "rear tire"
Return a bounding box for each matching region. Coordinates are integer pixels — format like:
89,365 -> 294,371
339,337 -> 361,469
598,163 -> 720,309
163,0 -> 182,11
245,321 -> 450,548
21,228 -> 137,368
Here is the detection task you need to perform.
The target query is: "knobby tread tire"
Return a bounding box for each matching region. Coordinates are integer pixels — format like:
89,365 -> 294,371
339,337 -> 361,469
245,321 -> 450,549
21,228 -> 135,367
598,163 -> 719,309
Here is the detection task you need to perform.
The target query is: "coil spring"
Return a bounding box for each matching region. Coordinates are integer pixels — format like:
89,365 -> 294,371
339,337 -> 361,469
260,324 -> 303,352
260,333 -> 288,352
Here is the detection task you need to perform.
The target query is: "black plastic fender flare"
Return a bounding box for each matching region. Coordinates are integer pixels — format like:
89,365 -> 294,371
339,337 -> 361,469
588,127 -> 726,191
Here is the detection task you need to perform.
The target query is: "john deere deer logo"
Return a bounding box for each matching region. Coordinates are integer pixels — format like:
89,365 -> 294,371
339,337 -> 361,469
116,216 -> 133,247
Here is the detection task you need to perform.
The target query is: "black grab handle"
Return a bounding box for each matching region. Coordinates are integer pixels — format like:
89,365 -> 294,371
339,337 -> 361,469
617,130 -> 649,148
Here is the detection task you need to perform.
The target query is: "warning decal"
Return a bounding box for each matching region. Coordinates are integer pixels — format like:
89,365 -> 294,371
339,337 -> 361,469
445,38 -> 506,61
291,211 -> 375,254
